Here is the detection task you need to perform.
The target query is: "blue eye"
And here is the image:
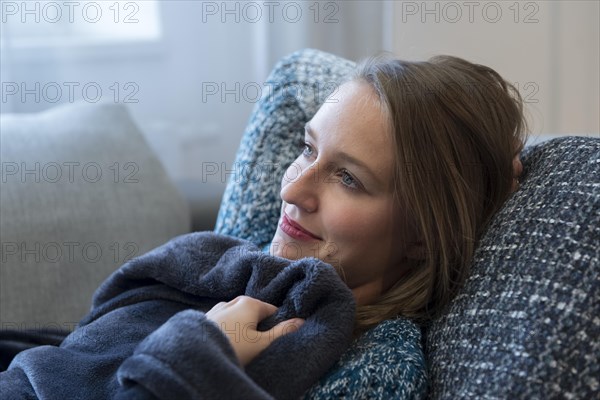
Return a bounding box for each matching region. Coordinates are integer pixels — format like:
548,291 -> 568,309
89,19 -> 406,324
302,143 -> 314,158
340,169 -> 360,190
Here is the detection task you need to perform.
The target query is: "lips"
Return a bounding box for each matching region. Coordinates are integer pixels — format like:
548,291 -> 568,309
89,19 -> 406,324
280,213 -> 321,241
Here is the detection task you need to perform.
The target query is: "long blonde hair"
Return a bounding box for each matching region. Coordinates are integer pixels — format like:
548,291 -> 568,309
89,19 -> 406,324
352,55 -> 528,332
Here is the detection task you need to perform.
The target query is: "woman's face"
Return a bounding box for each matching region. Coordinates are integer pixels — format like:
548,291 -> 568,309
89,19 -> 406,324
270,81 -> 422,305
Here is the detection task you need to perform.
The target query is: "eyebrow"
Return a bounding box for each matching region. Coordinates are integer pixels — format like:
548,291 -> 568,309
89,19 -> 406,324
304,123 -> 382,186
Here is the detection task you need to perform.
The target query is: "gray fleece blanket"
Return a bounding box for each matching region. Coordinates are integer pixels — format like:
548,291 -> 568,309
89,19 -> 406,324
0,232 -> 356,399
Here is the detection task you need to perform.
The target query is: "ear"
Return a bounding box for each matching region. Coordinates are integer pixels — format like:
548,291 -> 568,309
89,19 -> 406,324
405,240 -> 427,261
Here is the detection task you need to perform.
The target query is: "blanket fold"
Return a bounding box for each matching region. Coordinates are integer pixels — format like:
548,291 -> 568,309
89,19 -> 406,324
0,232 -> 356,399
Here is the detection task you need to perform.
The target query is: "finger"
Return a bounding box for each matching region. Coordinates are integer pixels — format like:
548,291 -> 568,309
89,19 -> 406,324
205,301 -> 227,317
264,318 -> 305,343
510,178 -> 519,193
228,295 -> 247,305
512,156 -> 523,178
235,297 -> 278,322
254,300 -> 279,323
213,301 -> 227,309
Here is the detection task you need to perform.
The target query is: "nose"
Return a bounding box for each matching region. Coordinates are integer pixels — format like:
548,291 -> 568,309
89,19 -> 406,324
280,161 -> 319,213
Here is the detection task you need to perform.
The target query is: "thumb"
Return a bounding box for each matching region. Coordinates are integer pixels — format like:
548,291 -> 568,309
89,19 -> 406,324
265,318 -> 305,343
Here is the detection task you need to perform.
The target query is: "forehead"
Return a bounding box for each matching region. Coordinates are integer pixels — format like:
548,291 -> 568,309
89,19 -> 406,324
309,81 -> 395,189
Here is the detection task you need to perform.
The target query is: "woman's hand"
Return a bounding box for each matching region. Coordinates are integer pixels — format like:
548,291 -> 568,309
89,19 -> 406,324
206,296 -> 304,367
511,152 -> 524,192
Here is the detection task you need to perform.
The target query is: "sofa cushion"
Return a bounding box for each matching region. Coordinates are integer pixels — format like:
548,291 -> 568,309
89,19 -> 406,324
425,136 -> 600,398
1,102 -> 190,330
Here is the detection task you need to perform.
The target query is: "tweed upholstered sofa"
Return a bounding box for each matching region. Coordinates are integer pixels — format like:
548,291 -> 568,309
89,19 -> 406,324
1,49 -> 598,398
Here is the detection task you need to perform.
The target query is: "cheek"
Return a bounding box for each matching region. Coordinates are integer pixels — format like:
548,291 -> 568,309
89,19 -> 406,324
325,200 -> 395,244
326,199 -> 409,269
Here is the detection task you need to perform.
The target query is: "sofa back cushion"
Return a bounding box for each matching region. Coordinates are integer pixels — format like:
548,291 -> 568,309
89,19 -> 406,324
425,136 -> 600,398
1,103 -> 190,330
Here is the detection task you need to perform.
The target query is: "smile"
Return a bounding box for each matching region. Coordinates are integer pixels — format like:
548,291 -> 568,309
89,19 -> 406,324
280,213 -> 322,241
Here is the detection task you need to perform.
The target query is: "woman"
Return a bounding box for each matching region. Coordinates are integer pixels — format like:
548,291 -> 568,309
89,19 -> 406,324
1,54 -> 526,399
216,54 -> 526,360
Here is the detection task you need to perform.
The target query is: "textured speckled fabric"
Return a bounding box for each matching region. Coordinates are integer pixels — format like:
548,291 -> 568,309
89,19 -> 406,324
215,49 -> 428,399
304,318 -> 428,399
426,136 -> 600,399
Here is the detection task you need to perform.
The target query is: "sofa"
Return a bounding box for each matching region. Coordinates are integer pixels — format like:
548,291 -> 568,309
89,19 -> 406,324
1,49 -> 598,398
0,102 -> 191,329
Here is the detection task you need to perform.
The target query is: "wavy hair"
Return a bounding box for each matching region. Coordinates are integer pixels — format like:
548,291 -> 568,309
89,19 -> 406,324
351,55 -> 528,331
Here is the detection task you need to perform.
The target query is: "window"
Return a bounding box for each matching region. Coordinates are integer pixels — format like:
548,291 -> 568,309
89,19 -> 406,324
1,0 -> 161,47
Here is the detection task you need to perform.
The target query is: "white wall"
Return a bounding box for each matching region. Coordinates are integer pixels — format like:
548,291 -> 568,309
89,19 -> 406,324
387,0 -> 599,136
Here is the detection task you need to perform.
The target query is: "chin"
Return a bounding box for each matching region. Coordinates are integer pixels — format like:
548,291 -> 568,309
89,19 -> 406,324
269,231 -> 292,259
271,229 -> 336,263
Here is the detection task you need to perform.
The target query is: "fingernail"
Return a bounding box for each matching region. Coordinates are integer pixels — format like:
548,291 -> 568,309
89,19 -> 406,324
284,319 -> 303,333
293,318 -> 305,330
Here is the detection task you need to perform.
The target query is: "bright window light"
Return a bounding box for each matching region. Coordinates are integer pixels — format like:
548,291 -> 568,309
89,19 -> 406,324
1,1 -> 161,47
